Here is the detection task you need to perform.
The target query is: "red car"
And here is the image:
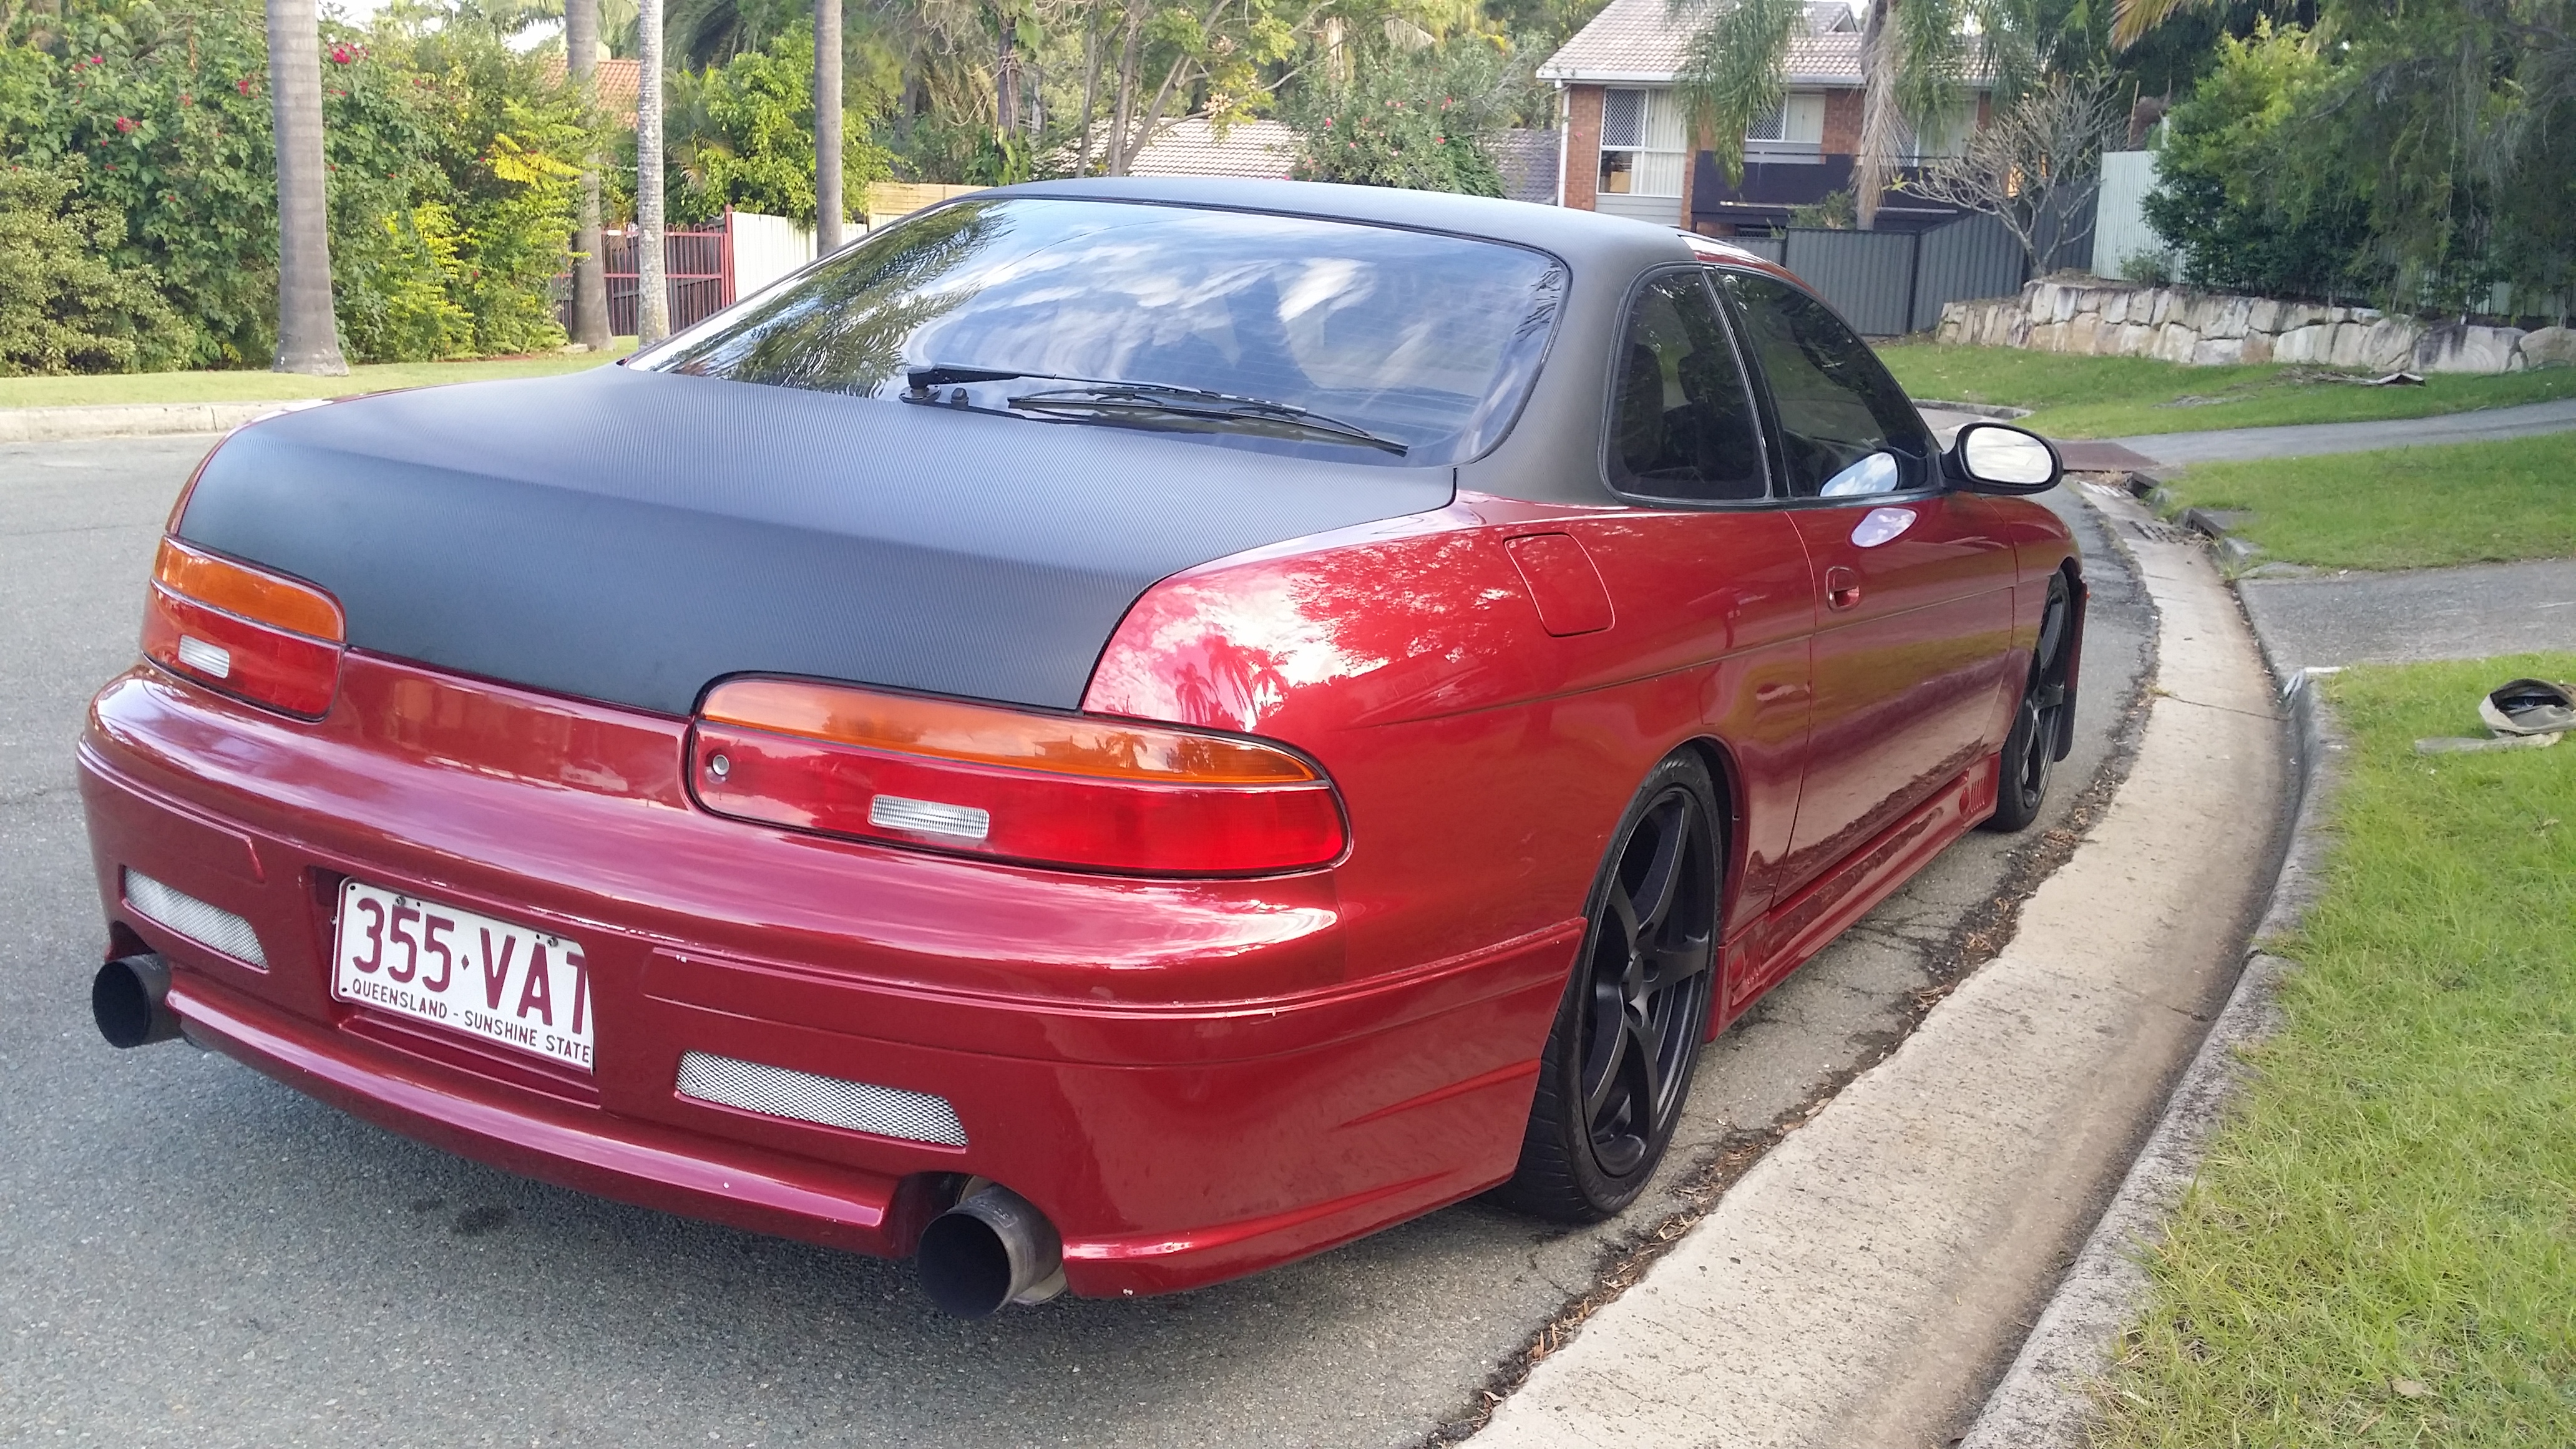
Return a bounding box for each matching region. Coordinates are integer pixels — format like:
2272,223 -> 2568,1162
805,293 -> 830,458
80,179 -> 2079,1317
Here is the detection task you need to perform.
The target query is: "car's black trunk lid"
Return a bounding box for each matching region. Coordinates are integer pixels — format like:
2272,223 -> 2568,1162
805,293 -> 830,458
177,365 -> 1453,715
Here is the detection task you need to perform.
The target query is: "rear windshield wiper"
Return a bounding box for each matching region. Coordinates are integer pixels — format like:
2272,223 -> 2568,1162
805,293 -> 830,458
1002,383 -> 1410,457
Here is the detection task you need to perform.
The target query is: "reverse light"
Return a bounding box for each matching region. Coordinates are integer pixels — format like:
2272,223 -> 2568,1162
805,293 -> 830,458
140,537 -> 346,718
690,678 -> 1347,876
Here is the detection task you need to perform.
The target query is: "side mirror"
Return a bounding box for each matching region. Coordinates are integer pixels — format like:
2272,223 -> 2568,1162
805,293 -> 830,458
1946,422 -> 2062,494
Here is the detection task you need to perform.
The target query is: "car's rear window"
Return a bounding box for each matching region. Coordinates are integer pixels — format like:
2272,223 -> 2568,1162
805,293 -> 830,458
630,197 -> 1565,466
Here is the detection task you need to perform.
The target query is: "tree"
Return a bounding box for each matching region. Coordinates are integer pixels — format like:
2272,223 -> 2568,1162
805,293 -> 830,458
636,0 -> 668,341
1678,0 -> 1972,229
1074,0 -> 1300,176
1283,39 -> 1512,193
266,0 -> 347,371
815,0 -> 841,248
1905,74 -> 2116,265
567,0 -> 612,349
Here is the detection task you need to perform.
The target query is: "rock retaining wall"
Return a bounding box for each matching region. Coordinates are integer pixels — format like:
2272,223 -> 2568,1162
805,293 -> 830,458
1938,280 -> 2576,374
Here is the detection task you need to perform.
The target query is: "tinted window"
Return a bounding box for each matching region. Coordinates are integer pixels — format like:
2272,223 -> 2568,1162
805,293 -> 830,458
632,197 -> 1566,466
1607,271 -> 1767,501
1721,272 -> 1930,497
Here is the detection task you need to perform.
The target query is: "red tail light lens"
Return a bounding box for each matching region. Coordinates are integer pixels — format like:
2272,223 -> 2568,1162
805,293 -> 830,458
691,679 -> 1347,876
140,538 -> 346,719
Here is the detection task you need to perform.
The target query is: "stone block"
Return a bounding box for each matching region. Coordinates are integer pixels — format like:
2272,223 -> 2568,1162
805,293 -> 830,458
2067,313 -> 2102,353
2102,290 -> 2131,325
2519,326 -> 2576,368
2149,289 -> 2177,326
2051,285 -> 2081,323
2272,325 -> 2328,364
2116,322 -> 2152,356
2240,333 -> 2273,364
2360,316 -> 2421,371
2205,295 -> 2253,339
2324,322 -> 2371,368
2246,298 -> 2282,334
2278,303 -> 2327,331
2191,336 -> 2247,366
2413,323 -> 2522,374
2152,324 -> 2198,363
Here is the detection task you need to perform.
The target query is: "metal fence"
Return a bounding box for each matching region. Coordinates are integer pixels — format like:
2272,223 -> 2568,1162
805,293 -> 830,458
1730,212 -> 2032,336
597,224 -> 734,335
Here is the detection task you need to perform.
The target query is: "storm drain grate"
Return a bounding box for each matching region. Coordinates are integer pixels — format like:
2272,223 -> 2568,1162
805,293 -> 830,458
2130,519 -> 2195,544
124,869 -> 268,967
675,1050 -> 968,1146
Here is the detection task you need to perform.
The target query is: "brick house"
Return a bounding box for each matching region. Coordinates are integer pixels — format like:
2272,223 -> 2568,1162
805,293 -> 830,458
1536,0 -> 1989,233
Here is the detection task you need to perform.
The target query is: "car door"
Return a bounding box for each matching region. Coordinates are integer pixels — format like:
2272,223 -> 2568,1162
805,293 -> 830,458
1716,270 -> 2016,895
1564,267 -> 1815,934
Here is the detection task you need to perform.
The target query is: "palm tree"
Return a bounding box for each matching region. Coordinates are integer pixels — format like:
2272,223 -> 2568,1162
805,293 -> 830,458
637,0 -> 670,342
265,0 -> 347,373
1678,0 -> 1972,229
568,0 -> 612,350
816,0 -> 843,251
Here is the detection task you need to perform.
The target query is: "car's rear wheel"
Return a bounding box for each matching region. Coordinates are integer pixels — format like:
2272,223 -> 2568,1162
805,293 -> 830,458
1984,573 -> 2073,834
1500,751 -> 1722,1222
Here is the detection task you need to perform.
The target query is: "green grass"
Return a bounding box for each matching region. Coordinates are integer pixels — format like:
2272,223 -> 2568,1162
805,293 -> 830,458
2155,432 -> 2576,570
2095,653 -> 2576,1449
0,343 -> 636,409
1877,342 -> 2576,439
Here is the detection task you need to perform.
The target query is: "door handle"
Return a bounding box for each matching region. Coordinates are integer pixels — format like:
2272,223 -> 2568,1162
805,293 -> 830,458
1825,565 -> 1862,611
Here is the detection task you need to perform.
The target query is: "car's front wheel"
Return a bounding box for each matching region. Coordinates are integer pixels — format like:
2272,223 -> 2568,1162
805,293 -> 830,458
1984,572 -> 2074,834
1499,751 -> 1722,1222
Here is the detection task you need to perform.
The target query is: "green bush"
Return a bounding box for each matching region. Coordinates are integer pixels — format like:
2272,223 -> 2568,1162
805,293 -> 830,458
2141,24 -> 2374,300
0,162 -> 188,374
668,23 -> 890,225
1284,42 -> 1511,196
0,0 -> 593,370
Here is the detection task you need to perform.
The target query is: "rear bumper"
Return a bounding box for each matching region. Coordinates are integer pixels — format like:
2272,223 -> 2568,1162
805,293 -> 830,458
79,660 -> 1573,1295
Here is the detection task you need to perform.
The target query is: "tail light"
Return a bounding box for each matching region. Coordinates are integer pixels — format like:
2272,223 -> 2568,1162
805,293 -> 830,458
140,538 -> 346,719
689,678 -> 1347,876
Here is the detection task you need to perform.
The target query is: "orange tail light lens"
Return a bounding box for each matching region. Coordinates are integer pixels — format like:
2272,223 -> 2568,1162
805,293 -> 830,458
141,538 -> 347,719
691,678 -> 1347,876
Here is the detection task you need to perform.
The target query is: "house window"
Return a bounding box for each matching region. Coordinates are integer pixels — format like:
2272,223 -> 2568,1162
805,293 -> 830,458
1745,94 -> 1827,161
1599,88 -> 1688,197
1901,104 -> 1978,162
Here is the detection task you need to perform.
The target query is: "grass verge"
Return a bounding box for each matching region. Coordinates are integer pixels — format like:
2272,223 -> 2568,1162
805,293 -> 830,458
2095,653 -> 2576,1448
2155,431 -> 2576,570
1877,342 -> 2576,439
0,344 -> 635,409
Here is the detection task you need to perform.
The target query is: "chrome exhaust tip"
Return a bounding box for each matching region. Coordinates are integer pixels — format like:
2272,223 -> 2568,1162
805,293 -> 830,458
93,954 -> 182,1049
916,1181 -> 1066,1317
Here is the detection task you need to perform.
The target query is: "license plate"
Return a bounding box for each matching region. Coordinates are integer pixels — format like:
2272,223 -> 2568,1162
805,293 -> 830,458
331,879 -> 593,1073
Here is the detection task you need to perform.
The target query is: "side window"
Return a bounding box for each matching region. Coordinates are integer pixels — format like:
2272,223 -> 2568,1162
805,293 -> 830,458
1721,271 -> 1930,499
1607,271 -> 1768,503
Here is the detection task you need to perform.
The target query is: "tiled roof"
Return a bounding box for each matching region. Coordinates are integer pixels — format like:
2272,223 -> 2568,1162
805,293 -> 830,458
540,54 -> 639,127
1126,118 -> 1298,179
1538,0 -> 1973,85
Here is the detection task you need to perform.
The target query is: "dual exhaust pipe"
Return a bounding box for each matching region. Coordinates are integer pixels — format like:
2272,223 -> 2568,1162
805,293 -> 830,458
92,951 -> 1065,1317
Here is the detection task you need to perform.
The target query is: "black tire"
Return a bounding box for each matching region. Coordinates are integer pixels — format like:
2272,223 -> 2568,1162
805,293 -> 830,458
1498,751 -> 1722,1222
1983,573 -> 2073,834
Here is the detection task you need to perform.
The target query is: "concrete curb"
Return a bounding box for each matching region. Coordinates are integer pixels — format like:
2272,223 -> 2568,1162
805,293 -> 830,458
1955,501 -> 2348,1449
0,401 -> 284,442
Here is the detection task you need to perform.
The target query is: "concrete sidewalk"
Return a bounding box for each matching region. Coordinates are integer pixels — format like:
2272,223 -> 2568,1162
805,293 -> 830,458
1471,497 -> 2285,1447
2109,394 -> 2576,467
2239,558 -> 2576,678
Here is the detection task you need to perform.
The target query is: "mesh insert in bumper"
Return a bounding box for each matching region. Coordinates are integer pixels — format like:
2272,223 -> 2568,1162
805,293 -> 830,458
124,869 -> 268,968
675,1050 -> 968,1147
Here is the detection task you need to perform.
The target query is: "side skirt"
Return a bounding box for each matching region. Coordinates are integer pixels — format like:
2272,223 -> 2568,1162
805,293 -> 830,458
1712,754 -> 2002,1035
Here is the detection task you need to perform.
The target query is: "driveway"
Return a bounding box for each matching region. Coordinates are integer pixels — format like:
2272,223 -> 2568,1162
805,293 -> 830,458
0,434 -> 2150,1449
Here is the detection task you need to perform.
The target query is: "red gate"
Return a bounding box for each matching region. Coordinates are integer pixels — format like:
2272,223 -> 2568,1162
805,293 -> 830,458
590,212 -> 736,336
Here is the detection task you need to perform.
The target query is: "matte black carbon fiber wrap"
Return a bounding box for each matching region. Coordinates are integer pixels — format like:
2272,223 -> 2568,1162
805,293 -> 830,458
177,365 -> 1455,714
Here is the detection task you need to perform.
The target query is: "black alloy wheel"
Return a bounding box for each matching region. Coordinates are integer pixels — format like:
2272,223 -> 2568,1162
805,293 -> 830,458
1500,751 -> 1722,1221
1983,572 -> 2073,834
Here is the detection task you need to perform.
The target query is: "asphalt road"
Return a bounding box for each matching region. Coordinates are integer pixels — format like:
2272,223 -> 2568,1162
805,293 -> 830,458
0,434 -> 2151,1449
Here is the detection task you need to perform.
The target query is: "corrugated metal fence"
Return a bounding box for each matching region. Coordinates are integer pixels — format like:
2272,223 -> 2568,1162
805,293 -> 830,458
1728,212 -> 2031,336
